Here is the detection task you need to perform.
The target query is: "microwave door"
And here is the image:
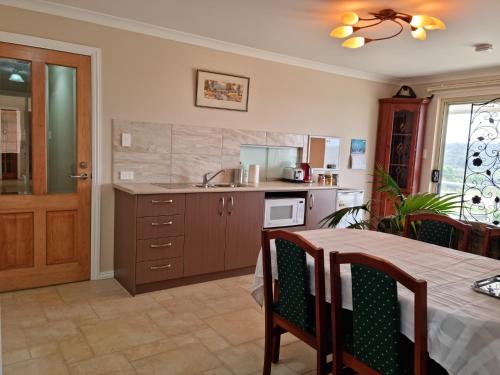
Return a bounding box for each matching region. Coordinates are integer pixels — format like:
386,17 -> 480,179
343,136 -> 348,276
264,200 -> 299,228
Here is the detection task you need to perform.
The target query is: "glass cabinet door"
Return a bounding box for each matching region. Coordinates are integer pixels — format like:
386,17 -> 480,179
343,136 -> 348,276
388,109 -> 415,190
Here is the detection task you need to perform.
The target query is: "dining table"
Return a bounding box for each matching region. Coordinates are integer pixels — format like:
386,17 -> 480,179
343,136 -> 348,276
251,228 -> 500,375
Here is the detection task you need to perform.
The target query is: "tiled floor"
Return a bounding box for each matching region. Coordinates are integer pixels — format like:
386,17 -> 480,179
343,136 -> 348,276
1,275 -> 318,374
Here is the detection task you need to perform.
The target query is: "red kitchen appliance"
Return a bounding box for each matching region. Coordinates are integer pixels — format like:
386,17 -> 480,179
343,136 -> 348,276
300,163 -> 312,183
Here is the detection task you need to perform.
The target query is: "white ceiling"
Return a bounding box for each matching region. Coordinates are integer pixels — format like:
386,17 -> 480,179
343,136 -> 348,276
7,0 -> 500,81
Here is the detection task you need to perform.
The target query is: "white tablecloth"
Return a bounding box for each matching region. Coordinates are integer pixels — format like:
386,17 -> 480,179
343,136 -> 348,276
251,229 -> 500,375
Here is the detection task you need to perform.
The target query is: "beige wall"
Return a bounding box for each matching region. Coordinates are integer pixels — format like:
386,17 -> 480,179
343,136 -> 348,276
413,75 -> 500,193
0,5 -> 396,273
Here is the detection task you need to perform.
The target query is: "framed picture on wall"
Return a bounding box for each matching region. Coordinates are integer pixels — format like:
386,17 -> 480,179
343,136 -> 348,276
195,70 -> 250,111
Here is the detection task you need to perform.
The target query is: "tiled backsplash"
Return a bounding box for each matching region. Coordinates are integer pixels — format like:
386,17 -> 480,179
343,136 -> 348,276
112,120 -> 308,183
240,146 -> 300,180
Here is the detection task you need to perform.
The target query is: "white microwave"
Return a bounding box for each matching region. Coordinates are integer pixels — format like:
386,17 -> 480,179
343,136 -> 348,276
264,197 -> 305,228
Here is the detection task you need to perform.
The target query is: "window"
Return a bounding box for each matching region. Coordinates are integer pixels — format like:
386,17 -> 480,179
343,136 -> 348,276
439,98 -> 500,225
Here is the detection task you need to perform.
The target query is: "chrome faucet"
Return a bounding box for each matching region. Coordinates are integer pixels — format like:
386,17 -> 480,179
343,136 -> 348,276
201,169 -> 225,187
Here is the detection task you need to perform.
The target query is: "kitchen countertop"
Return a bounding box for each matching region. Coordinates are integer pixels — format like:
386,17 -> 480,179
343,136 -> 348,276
113,181 -> 362,195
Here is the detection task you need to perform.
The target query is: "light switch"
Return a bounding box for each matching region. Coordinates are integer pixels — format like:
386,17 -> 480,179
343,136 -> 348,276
120,171 -> 134,180
121,133 -> 132,147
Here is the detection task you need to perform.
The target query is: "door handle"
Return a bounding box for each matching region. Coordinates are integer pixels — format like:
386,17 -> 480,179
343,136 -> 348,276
309,193 -> 314,209
228,195 -> 234,215
68,172 -> 88,180
219,196 -> 225,216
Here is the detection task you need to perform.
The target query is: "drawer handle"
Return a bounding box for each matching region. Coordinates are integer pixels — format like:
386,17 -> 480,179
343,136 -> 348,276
151,199 -> 173,204
151,221 -> 173,226
150,264 -> 172,270
150,242 -> 172,248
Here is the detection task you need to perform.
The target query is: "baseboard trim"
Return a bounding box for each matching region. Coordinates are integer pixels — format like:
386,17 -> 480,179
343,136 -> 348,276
97,270 -> 115,280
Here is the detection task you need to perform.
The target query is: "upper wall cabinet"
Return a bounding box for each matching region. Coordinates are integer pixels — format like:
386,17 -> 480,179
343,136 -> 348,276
308,136 -> 341,170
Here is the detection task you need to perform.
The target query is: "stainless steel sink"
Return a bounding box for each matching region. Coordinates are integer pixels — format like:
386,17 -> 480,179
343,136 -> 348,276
193,183 -> 245,188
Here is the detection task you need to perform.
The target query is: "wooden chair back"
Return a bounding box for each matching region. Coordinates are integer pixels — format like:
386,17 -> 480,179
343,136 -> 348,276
482,226 -> 500,258
404,213 -> 472,251
330,251 -> 428,375
261,229 -> 328,348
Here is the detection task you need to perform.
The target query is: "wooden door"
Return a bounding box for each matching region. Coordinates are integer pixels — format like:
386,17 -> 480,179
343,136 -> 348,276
0,42 -> 91,291
184,193 -> 226,276
306,189 -> 336,230
225,192 -> 264,270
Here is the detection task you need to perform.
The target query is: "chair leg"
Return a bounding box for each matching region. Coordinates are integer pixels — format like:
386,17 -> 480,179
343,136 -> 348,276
263,323 -> 273,375
271,328 -> 281,363
316,350 -> 327,375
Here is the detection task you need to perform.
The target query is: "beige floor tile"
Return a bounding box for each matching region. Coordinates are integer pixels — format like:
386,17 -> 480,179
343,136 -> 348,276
167,281 -> 228,300
58,335 -> 94,363
216,341 -> 266,375
2,302 -> 47,328
56,279 -> 125,303
205,308 -> 265,346
201,367 -> 234,375
149,310 -> 207,336
29,342 -> 59,358
122,338 -> 176,361
80,314 -> 165,354
3,354 -> 70,375
69,353 -> 136,375
132,343 -> 221,375
43,301 -> 98,323
2,348 -> 30,366
203,292 -> 261,314
160,295 -> 218,319
279,341 -> 317,373
256,332 -> 299,348
24,320 -> 80,346
193,328 -> 230,352
1,323 -> 28,352
11,286 -> 60,305
89,294 -> 162,320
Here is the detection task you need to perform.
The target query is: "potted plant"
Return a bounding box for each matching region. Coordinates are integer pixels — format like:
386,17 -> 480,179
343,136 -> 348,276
320,166 -> 462,235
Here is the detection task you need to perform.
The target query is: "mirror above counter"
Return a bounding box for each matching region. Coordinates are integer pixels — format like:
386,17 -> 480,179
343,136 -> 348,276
307,136 -> 341,171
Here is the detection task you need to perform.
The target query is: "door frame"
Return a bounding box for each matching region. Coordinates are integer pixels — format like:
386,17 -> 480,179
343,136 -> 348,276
0,31 -> 104,280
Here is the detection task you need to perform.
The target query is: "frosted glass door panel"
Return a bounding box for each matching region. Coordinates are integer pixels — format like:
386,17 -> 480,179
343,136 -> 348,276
46,65 -> 77,194
0,58 -> 32,195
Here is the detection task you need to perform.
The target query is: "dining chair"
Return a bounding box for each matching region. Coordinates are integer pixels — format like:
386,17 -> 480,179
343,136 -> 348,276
482,226 -> 500,258
261,229 -> 331,375
330,251 -> 428,375
403,213 -> 472,251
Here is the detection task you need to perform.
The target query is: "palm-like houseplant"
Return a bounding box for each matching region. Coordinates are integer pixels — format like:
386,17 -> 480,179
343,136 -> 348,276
320,166 -> 463,235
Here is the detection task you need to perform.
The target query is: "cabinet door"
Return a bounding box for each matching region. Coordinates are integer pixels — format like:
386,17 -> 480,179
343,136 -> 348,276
306,190 -> 336,230
225,192 -> 265,270
184,193 -> 226,276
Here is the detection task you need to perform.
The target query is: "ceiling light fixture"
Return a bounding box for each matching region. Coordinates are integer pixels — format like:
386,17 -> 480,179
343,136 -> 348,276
330,9 -> 446,48
9,71 -> 24,83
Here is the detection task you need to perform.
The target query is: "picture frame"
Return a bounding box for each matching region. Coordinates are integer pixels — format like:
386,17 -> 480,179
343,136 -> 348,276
195,70 -> 250,111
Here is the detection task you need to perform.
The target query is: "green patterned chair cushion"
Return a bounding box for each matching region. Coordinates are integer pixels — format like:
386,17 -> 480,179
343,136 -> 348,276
418,220 -> 454,248
274,238 -> 314,333
351,264 -> 401,375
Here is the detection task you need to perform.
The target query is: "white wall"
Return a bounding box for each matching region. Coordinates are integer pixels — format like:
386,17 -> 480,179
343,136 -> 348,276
0,4 -> 396,272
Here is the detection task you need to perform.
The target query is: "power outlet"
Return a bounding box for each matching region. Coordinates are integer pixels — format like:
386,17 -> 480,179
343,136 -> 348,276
120,171 -> 134,180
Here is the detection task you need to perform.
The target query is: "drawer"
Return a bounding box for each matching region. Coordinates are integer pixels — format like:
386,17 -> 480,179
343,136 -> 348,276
137,236 -> 184,262
137,194 -> 185,217
136,257 -> 183,285
137,215 -> 184,239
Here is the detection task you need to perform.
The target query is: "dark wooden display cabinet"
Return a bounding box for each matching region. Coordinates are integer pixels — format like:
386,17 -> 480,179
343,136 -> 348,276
372,98 -> 430,218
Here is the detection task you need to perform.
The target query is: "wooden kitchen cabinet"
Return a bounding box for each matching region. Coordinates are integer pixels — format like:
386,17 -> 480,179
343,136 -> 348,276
184,191 -> 265,276
306,189 -> 336,229
184,193 -> 227,276
225,192 -> 265,270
